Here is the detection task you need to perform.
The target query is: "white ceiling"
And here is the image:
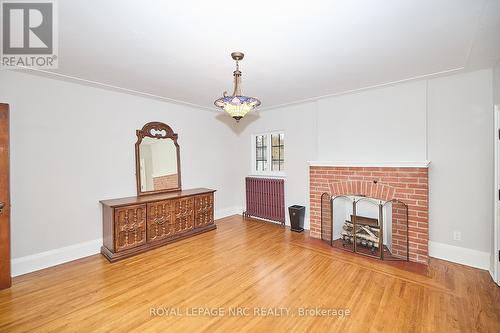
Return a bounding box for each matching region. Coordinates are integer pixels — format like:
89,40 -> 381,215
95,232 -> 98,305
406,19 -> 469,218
27,0 -> 500,109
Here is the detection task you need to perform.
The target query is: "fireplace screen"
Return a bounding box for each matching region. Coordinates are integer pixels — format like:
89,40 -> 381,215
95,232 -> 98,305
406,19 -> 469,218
332,196 -> 355,253
322,194 -> 409,261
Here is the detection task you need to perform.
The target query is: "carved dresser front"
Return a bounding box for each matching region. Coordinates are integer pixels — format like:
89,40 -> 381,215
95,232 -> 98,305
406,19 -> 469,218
100,188 -> 215,262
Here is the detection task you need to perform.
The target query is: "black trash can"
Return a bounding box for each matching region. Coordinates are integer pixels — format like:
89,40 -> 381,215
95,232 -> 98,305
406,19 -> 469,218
289,205 -> 305,233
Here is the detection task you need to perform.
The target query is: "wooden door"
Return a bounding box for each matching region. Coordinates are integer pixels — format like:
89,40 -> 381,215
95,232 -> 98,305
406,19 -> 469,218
0,104 -> 10,289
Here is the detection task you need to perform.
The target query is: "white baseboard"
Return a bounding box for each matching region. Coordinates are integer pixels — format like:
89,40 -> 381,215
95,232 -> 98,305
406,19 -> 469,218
489,268 -> 497,285
215,206 -> 243,220
11,206 -> 244,277
12,238 -> 102,277
429,241 -> 491,270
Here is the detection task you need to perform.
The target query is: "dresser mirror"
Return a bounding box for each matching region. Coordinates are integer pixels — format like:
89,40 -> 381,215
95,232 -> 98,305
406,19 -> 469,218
135,122 -> 181,196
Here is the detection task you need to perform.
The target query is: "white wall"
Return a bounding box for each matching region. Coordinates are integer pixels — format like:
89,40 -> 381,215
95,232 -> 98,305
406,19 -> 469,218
317,80 -> 427,162
427,70 -> 493,254
0,70 -> 242,261
237,69 -> 494,268
234,102 -> 318,228
150,139 -> 178,176
495,63 -> 500,104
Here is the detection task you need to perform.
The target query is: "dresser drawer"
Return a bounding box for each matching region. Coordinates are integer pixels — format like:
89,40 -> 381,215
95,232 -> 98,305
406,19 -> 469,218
172,197 -> 194,234
114,204 -> 146,252
194,193 -> 214,228
146,200 -> 175,242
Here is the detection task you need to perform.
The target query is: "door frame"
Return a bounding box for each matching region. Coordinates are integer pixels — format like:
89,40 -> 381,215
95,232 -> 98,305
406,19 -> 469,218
494,105 -> 500,285
0,103 -> 10,289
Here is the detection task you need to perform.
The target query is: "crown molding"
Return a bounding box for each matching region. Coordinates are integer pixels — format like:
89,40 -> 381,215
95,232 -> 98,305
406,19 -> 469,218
5,66 -> 217,112
259,67 -> 465,111
5,63 -> 471,113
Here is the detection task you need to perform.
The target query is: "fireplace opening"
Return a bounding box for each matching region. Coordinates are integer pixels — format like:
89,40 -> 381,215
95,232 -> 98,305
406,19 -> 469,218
321,194 -> 409,261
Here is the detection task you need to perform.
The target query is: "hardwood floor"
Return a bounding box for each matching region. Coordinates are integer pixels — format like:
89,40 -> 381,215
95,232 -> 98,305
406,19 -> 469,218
0,215 -> 499,332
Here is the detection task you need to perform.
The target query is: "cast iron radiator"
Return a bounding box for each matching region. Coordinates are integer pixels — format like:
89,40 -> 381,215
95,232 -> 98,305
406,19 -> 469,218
243,177 -> 285,225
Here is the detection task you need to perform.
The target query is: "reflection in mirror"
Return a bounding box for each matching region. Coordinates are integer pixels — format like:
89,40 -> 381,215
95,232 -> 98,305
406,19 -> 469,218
139,137 -> 178,192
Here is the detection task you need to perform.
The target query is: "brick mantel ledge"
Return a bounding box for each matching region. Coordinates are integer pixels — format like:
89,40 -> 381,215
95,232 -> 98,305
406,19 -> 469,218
309,161 -> 430,168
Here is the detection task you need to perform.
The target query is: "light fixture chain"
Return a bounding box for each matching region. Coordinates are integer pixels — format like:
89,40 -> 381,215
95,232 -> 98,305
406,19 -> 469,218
213,52 -> 261,122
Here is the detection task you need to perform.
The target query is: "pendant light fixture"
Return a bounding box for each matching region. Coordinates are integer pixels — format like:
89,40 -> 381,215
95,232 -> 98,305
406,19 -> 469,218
214,52 -> 261,122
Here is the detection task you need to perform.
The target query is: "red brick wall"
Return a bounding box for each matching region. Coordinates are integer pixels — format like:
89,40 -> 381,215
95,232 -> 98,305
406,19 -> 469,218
390,202 -> 410,259
309,166 -> 429,264
153,174 -> 179,190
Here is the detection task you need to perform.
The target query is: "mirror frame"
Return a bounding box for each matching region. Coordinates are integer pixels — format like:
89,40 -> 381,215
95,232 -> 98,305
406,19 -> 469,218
135,121 -> 181,196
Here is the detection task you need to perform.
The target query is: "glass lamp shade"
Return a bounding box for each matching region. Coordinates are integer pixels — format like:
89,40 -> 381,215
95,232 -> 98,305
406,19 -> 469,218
214,96 -> 261,122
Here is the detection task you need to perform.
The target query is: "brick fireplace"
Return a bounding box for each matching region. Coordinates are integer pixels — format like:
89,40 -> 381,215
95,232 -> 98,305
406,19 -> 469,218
309,163 -> 429,264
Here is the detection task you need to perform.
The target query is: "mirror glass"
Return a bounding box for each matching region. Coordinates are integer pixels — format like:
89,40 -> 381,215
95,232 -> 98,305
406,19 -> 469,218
138,137 -> 178,192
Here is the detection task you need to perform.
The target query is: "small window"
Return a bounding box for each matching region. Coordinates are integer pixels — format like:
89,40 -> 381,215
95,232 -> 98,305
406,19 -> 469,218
271,133 -> 284,171
255,135 -> 267,172
252,132 -> 285,175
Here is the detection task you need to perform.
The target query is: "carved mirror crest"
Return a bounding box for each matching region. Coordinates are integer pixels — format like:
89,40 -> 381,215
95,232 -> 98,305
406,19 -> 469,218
135,122 -> 181,196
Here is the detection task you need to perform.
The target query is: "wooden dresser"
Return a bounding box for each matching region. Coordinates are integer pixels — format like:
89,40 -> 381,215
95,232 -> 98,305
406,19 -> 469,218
100,188 -> 215,262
